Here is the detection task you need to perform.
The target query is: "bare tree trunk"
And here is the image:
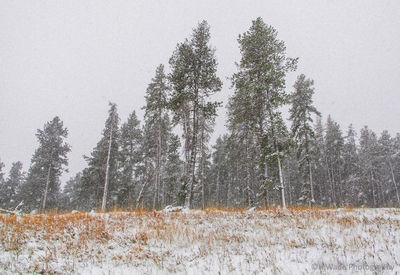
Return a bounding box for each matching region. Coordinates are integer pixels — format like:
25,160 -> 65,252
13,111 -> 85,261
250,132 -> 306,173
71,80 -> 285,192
286,164 -> 292,206
308,160 -> 315,205
201,154 -> 205,209
264,162 -> 269,208
276,147 -> 286,208
153,114 -> 162,210
216,169 -> 220,207
182,109 -> 190,206
185,103 -> 198,209
200,127 -> 206,209
102,118 -> 114,211
41,164 -> 52,212
389,161 -> 400,206
326,161 -> 336,207
245,131 -> 251,208
371,175 -> 377,207
136,182 -> 148,208
265,90 -> 286,209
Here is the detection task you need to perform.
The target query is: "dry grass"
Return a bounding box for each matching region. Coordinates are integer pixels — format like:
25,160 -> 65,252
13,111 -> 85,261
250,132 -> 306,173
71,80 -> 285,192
0,207 -> 399,274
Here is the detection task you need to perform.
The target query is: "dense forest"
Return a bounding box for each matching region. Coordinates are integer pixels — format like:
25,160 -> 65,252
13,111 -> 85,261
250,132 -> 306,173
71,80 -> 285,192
1,18 -> 399,212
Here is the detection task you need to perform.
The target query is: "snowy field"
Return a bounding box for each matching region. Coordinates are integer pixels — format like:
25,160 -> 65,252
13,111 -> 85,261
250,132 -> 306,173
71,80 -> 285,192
0,207 -> 399,274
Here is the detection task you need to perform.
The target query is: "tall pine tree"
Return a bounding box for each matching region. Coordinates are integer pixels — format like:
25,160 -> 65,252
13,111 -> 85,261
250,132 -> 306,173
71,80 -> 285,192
168,20 -> 222,208
118,111 -> 142,208
80,103 -> 120,210
289,74 -> 320,205
143,64 -> 169,209
231,17 -> 297,208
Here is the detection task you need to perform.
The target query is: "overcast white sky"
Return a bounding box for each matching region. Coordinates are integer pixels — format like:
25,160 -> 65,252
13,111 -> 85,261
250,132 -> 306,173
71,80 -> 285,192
1,0 -> 399,183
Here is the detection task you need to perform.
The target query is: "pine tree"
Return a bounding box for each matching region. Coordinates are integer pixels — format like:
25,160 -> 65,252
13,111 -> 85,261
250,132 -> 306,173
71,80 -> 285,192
231,17 -> 297,208
168,20 -> 222,208
80,103 -> 120,210
209,136 -> 229,207
1,162 -> 25,209
20,117 -> 70,212
227,74 -> 257,207
359,126 -> 387,207
163,134 -> 183,206
143,64 -> 169,209
342,125 -> 361,205
378,130 -> 400,206
61,172 -> 82,211
118,111 -> 142,208
324,116 -> 344,207
0,159 -> 6,208
289,74 -> 320,205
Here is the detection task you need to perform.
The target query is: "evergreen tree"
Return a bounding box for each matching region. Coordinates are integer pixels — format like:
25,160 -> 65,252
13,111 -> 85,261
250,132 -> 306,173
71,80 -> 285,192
60,172 -> 82,211
197,107 -> 215,208
163,134 -> 183,206
324,115 -> 344,207
209,136 -> 229,207
231,17 -> 297,208
80,103 -> 120,210
168,20 -> 222,208
118,111 -> 142,208
342,125 -> 361,205
0,159 -> 6,208
378,130 -> 400,206
289,74 -> 320,205
143,64 -> 169,209
359,126 -> 385,207
20,117 -> 70,212
311,116 -> 328,205
227,73 -> 258,207
1,162 -> 25,209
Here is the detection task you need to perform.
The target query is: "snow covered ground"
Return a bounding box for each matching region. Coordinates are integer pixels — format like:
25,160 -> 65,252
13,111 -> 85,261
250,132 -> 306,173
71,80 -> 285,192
0,207 -> 399,274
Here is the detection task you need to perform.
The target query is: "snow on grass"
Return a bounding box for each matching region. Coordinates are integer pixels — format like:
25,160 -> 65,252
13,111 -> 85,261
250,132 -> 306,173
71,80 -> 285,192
0,207 -> 399,274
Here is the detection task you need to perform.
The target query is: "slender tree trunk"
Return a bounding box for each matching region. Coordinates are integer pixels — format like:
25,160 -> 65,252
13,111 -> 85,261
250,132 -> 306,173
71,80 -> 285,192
102,118 -> 114,211
216,169 -> 220,207
153,114 -> 162,210
185,102 -> 198,208
389,160 -> 400,206
265,91 -> 286,208
136,162 -> 150,208
41,164 -> 52,212
276,146 -> 286,208
308,159 -> 315,205
305,136 -> 315,206
182,110 -> 190,206
264,162 -> 269,208
370,171 -> 380,207
326,159 -> 336,207
200,122 -> 206,209
371,173 -> 377,207
136,182 -> 148,208
201,153 -> 205,209
287,164 -> 292,206
227,172 -> 232,208
245,130 -> 251,208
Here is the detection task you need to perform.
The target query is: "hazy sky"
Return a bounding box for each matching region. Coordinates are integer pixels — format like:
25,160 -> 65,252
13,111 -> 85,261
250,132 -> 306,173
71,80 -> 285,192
1,0 -> 399,183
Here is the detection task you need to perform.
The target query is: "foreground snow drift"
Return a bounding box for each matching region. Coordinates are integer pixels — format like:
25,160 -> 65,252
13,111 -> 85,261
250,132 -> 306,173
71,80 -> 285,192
0,208 -> 399,274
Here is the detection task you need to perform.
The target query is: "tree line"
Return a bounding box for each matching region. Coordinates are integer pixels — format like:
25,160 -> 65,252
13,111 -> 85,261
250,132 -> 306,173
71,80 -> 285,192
1,18 -> 399,212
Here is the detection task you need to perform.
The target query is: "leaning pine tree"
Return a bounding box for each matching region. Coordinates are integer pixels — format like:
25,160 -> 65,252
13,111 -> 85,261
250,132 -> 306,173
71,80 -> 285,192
80,103 -> 120,210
